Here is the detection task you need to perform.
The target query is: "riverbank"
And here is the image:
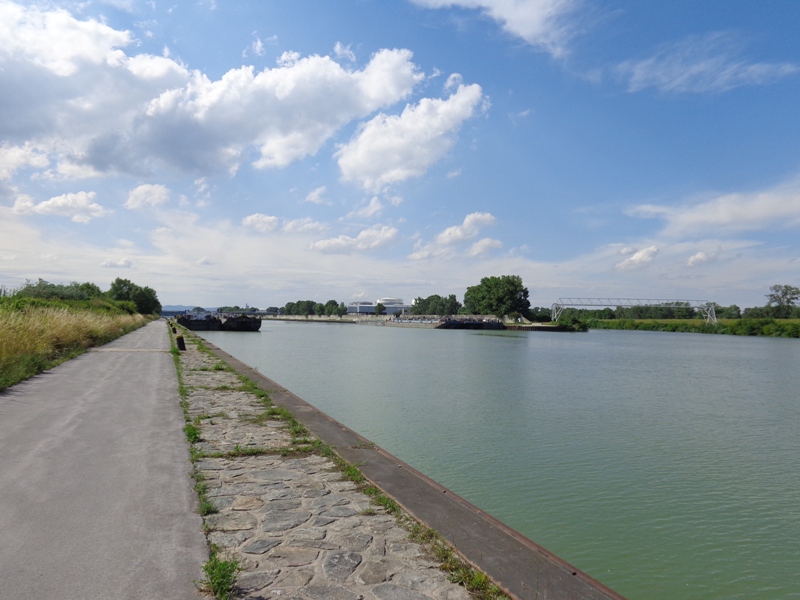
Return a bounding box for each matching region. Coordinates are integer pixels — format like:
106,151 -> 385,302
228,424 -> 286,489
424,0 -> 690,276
587,317 -> 800,337
174,324 -> 626,600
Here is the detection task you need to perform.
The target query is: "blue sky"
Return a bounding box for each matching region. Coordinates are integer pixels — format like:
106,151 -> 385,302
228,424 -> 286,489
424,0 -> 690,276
2,0 -> 799,308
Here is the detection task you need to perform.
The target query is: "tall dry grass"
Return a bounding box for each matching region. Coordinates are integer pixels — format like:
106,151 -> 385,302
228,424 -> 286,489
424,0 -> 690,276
0,306 -> 149,390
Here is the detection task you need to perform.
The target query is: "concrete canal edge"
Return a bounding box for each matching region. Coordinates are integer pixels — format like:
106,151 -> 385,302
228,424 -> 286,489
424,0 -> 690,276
197,336 -> 627,600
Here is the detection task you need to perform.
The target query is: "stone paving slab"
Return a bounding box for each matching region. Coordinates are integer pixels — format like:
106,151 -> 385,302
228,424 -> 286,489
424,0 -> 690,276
179,334 -> 473,600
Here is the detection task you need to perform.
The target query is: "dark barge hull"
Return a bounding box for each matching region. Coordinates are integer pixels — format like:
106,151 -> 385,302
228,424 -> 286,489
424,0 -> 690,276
220,316 -> 262,331
436,320 -> 505,330
177,315 -> 261,332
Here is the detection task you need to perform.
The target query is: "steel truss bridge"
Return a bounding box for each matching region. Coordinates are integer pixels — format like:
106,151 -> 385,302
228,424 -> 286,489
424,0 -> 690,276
550,298 -> 717,323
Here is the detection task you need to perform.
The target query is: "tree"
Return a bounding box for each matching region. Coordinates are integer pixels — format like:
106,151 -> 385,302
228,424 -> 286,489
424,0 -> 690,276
411,294 -> 462,316
131,286 -> 161,314
463,275 -> 530,318
375,303 -> 386,316
323,299 -> 340,316
108,278 -> 136,302
766,284 -> 800,318
107,278 -> 161,314
77,282 -> 103,298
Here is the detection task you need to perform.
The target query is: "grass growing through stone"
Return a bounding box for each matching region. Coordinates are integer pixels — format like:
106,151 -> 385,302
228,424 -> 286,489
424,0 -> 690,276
408,522 -> 509,600
183,421 -> 201,444
200,547 -> 240,600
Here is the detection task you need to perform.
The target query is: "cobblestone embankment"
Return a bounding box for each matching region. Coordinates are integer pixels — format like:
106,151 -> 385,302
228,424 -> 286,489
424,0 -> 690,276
177,334 -> 478,600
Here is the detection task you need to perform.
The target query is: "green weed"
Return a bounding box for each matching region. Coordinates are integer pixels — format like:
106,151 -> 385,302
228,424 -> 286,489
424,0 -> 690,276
200,549 -> 240,600
183,422 -> 201,444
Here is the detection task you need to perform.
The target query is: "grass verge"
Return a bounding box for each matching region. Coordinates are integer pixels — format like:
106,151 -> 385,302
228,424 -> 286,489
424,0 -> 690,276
0,303 -> 151,391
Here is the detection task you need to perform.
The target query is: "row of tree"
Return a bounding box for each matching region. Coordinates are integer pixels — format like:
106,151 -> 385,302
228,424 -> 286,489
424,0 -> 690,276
7,278 -> 161,314
559,285 -> 800,321
266,279 -> 799,322
283,299 -> 348,317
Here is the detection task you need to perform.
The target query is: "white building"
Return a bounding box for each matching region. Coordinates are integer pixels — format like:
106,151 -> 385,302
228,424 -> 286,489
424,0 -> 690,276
347,297 -> 413,315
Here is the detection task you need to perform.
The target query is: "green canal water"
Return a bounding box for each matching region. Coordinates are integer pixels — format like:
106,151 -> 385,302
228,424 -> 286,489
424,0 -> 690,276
199,323 -> 800,600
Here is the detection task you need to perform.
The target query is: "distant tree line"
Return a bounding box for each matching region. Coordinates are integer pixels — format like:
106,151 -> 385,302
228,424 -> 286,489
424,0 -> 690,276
283,299 -> 348,317
251,281 -> 800,336
217,305 -> 258,313
6,278 -> 161,314
557,285 -> 800,322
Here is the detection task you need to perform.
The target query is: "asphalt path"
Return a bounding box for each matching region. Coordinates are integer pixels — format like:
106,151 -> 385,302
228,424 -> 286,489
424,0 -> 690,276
0,320 -> 206,599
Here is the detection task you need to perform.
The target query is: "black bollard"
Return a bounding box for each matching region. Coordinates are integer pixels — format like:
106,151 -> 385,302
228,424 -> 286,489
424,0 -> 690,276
176,335 -> 186,351
172,327 -> 177,334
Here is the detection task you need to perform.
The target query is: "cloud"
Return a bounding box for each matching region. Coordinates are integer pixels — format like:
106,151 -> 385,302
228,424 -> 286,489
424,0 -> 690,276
436,212 -> 495,244
125,183 -> 170,209
242,213 -> 279,233
411,0 -> 579,57
467,237 -> 503,256
252,37 -> 265,57
337,82 -> 483,192
409,212 -> 497,259
334,42 -> 356,62
143,48 -> 425,173
0,143 -> 49,179
0,2 -> 132,77
282,217 -> 328,233
615,245 -> 658,271
13,191 -> 110,223
626,177 -> 800,236
311,224 -> 398,253
1,3 -> 425,178
304,186 -> 328,204
344,196 -> 383,220
101,257 -> 133,268
687,251 -> 714,267
616,32 -> 799,93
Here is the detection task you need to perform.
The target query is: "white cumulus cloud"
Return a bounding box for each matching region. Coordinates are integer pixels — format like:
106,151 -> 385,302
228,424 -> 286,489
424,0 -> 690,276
687,251 -> 713,267
437,212 -> 495,244
13,191 -> 110,223
143,48 -> 424,173
101,257 -> 133,268
311,224 -> 398,253
337,82 -> 483,192
125,183 -> 170,209
1,2 -> 427,180
282,218 -> 328,234
0,2 -> 131,76
409,212 -> 497,259
0,143 -> 49,179
242,213 -> 279,233
467,237 -> 503,256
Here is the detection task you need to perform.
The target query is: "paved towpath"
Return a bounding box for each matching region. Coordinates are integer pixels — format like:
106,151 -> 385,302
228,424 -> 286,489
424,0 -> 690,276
0,320 -> 206,599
